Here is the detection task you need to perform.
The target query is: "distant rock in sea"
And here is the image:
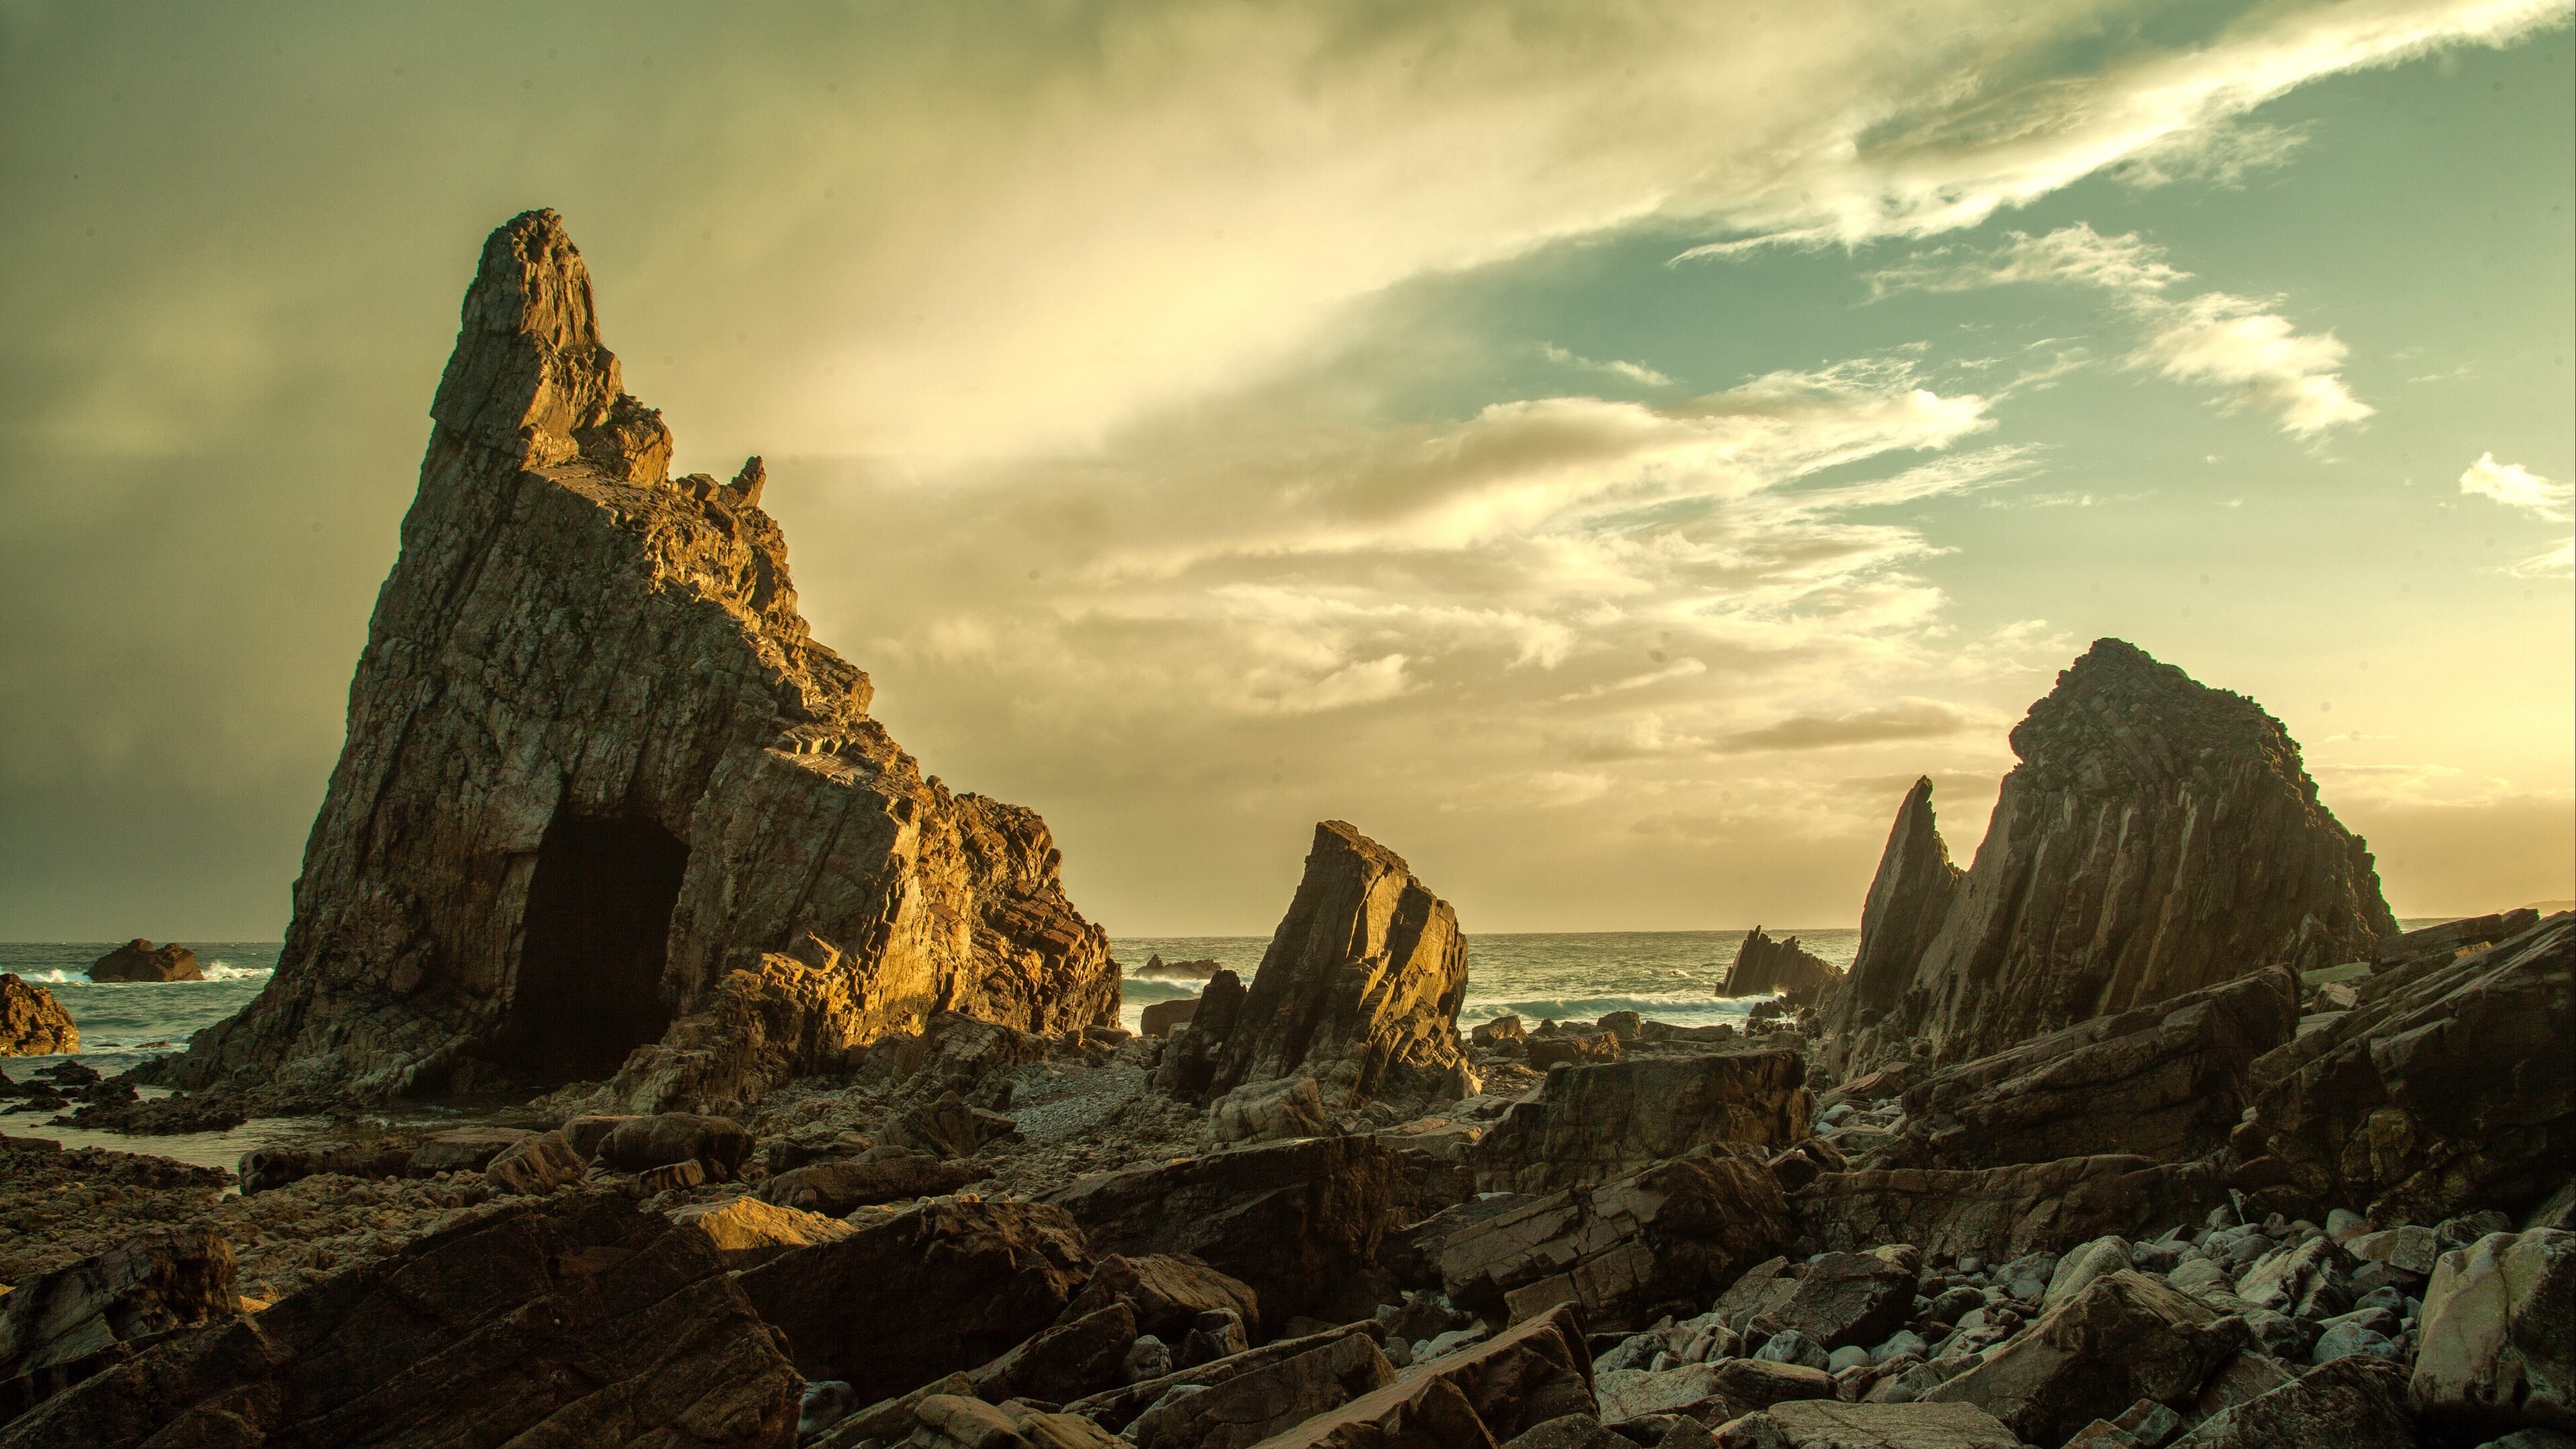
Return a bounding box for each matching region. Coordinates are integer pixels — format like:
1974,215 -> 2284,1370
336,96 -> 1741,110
1131,954 -> 1224,980
1718,927 -> 1839,1006
1,974 -> 79,1056
1828,639 -> 2395,1075
87,940 -> 203,983
145,209 -> 1114,1112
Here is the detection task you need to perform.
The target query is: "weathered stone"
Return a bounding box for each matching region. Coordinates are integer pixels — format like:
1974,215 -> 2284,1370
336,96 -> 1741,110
0,1228 -> 238,1418
1925,1271 -> 2248,1447
757,1146 -> 991,1214
1830,641 -> 2394,1077
2243,914 -> 2573,1226
0,975 -> 78,1057
406,1124 -> 535,1175
1719,930 -> 1841,1009
483,1128 -> 587,1193
1474,1016 -> 1529,1051
1716,1400 -> 2018,1449
2347,1225 -> 2440,1277
2174,1356 -> 2416,1448
1209,1075 -> 1332,1146
1061,1254 -> 1263,1342
1157,970 -> 1248,1101
739,1195 -> 1093,1399
1886,969 -> 2298,1172
2411,1228 -> 2575,1431
1595,1366 -> 1727,1426
1045,1137 -> 1402,1334
1819,779 -> 1964,1077
1470,1055 -> 1811,1194
0,1191 -> 800,1449
1499,1413 -> 1619,1449
1527,1035 -> 1625,1071
87,940 -> 203,983
639,1159 -> 707,1192
2377,909 -> 2542,967
593,1111 -> 757,1178
1128,1328 -> 1396,1449
1181,822 -> 1474,1112
1240,1305 -> 1595,1449
2235,1236 -> 2353,1319
1440,1154 -> 1790,1330
1143,998 -> 1201,1038
2041,1235 -> 2133,1310
1067,1325 -> 1384,1433
969,1303 -> 1140,1407
887,1092 -> 1020,1159
672,1193 -> 858,1268
1709,1358 -> 1837,1414
144,209 -> 1114,1111
1792,1155 -> 2225,1263
237,1140 -> 414,1195
1763,1246 -> 1919,1350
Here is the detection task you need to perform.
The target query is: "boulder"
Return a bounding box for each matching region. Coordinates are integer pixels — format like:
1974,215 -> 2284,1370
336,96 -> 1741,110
1527,1034 -> 1623,1071
2410,1228 -> 2575,1431
1595,1366 -> 1727,1425
1045,1136 -> 1402,1334
885,1092 -> 1022,1159
0,1228 -> 239,1417
1828,641 -> 2394,1077
1183,822 -> 1474,1111
1062,1254 -> 1263,1342
595,1111 -> 756,1177
1498,1414 -> 1619,1449
560,1112 -> 637,1161
1065,1324 -> 1387,1434
0,975 -> 80,1056
1157,969 -> 1249,1099
1142,998 -> 1200,1038
2174,1356 -> 2416,1448
1719,930 -> 1841,1009
1924,1271 -> 2248,1447
406,1125 -> 535,1175
0,1191 -> 800,1449
142,209 -> 1114,1111
1470,1054 -> 1811,1194
1715,1401 -> 2018,1449
87,940 -> 203,983
2243,913 -> 2573,1226
1709,1358 -> 1837,1414
2040,1236 -> 2133,1310
1473,1016 -> 1529,1051
1439,1154 -> 1790,1330
483,1129 -> 588,1193
1886,969 -> 2299,1171
968,1302 -> 1140,1407
759,1147 -> 993,1215
739,1195 -> 1091,1397
1760,1246 -> 1919,1350
1236,1305 -> 1595,1449
1127,1328 -> 1396,1449
672,1193 -> 859,1269
1791,1155 -> 2226,1263
1208,1075 -> 1332,1146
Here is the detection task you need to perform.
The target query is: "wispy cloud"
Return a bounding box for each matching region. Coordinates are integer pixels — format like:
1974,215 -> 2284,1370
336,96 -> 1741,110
1711,700 -> 1976,754
2459,452 -> 2573,521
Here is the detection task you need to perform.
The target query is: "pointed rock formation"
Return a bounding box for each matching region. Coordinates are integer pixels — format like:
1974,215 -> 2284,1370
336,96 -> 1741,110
1717,927 -> 1840,1006
1179,822 -> 1473,1113
1820,777 -> 1962,1070
1830,641 -> 2393,1076
1,975 -> 78,1057
151,211 -> 1114,1110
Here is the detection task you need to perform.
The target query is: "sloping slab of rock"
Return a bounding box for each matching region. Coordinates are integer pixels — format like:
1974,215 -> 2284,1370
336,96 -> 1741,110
1470,1054 -> 1811,1194
1792,1155 -> 2225,1263
0,1228 -> 239,1417
1761,1246 -> 1919,1350
1886,968 -> 2298,1171
1129,1328 -> 1397,1449
739,1195 -> 1093,1399
1046,1138 -> 1402,1334
1246,1305 -> 1595,1449
1067,1324 -> 1385,1434
2174,1356 -> 2416,1448
0,1191 -> 800,1449
1923,1270 -> 2247,1447
757,1148 -> 991,1214
1440,1155 -> 1788,1330
1063,1254 -> 1263,1341
1715,1400 -> 2018,1449
2409,1226 -> 2574,1432
2243,912 -> 2573,1226
673,1194 -> 857,1269
970,1302 -> 1140,1407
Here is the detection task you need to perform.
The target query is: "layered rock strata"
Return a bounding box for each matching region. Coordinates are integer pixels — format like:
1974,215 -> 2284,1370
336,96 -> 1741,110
0,977 -> 76,1057
1817,777 -> 1959,1067
1717,929 -> 1839,1008
1177,822 -> 1473,1111
151,210 -> 1115,1110
1829,640 -> 2394,1075
1470,1053 -> 1812,1193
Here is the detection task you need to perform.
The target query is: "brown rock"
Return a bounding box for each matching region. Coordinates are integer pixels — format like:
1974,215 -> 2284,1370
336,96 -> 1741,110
594,1110 -> 756,1177
1472,1016 -> 1529,1051
482,1129 -> 587,1193
1709,1358 -> 1837,1414
1470,1053 -> 1811,1194
2375,908 -> 2542,966
1440,1154 -> 1790,1329
1886,968 -> 2299,1171
1830,641 -> 2394,1077
1719,930 -> 1841,1009
738,1195 -> 1093,1399
1187,822 -> 1474,1110
886,1092 -> 1019,1159
1128,1329 -> 1397,1449
1142,997 -> 1201,1038
147,209 -> 1113,1111
2408,1226 -> 2575,1432
86,940 -> 203,983
0,975 -> 78,1057
2176,1356 -> 2415,1448
1061,1254 -> 1263,1342
1527,1034 -> 1623,1071
237,1141 -> 414,1195
405,1125 -> 535,1175
1792,1154 -> 2226,1264
1045,1137 -> 1402,1334
1764,1246 -> 1920,1350
1155,970 -> 1246,1100
0,1192 -> 800,1449
969,1302 -> 1140,1407
1250,1305 -> 1596,1449
1065,1324 -> 1385,1434
0,1228 -> 238,1418
672,1193 -> 858,1269
1923,1271 -> 2247,1447
758,1148 -> 991,1215
2243,912 -> 2573,1225
639,1159 -> 708,1192
1716,1401 -> 2017,1449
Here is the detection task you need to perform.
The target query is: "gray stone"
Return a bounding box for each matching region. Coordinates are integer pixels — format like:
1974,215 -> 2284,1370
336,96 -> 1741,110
1715,1401 -> 2017,1449
1925,1271 -> 2247,1448
1756,1332 -> 1831,1371
2411,1228 -> 2575,1431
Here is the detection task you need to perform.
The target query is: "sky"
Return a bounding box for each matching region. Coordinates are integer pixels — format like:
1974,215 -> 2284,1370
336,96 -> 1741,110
2,0 -> 2570,940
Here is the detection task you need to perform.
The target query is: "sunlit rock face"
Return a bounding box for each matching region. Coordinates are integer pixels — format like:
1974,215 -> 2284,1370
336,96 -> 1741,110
1831,639 -> 2394,1076
159,210 -> 1116,1109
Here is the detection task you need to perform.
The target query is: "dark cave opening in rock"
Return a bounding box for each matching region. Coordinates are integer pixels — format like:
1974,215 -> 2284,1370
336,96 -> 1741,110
497,814 -> 688,1082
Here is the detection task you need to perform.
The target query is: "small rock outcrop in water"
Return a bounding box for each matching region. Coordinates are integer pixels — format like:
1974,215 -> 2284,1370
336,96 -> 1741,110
87,941 -> 202,983
151,211 -> 1114,1112
0,976 -> 78,1057
1830,640 -> 2394,1074
1169,821 -> 1473,1114
1718,927 -> 1839,1006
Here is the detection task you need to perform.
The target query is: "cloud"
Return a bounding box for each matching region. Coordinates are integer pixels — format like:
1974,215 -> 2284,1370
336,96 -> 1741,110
1870,224 -> 2192,298
2459,452 -> 2573,521
1541,344 -> 1676,389
1711,700 -> 1977,754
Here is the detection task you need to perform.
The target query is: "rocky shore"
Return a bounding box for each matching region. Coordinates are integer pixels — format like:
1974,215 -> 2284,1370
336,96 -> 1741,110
4,214 -> 2567,1449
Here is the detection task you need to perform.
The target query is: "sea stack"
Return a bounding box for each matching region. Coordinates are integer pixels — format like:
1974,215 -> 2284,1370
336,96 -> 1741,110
151,210 -> 1116,1111
88,940 -> 204,983
1717,927 -> 1839,1006
1829,639 -> 2394,1074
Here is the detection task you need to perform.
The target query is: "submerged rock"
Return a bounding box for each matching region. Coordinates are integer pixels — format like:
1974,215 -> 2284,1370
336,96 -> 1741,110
146,209 -> 1114,1112
87,940 -> 203,983
0,975 -> 78,1057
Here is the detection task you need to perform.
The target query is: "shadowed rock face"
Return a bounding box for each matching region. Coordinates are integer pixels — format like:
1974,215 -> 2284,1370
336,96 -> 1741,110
152,210 -> 1115,1110
89,941 -> 203,983
1833,640 -> 2393,1075
1820,777 -> 1960,1066
1718,928 -> 1839,1007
